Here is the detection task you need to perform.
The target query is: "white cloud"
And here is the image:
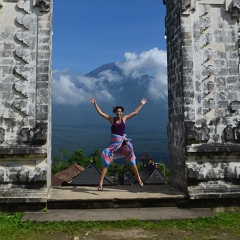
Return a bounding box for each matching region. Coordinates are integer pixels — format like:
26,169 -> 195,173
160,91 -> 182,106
52,72 -> 116,105
52,48 -> 167,105
98,70 -> 122,83
116,48 -> 167,101
52,75 -> 91,105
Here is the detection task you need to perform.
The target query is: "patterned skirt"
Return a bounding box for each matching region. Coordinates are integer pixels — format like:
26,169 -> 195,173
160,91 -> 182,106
101,134 -> 136,168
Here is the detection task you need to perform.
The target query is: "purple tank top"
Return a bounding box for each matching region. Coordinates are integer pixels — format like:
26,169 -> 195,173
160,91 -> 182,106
111,118 -> 125,136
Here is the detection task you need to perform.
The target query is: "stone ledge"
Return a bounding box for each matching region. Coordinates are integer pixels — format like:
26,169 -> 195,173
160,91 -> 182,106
0,197 -> 47,203
0,146 -> 47,155
187,143 -> 240,153
0,200 -> 47,212
189,192 -> 240,200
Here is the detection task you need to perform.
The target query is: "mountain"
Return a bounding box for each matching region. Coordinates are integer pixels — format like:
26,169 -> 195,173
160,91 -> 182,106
86,62 -> 122,76
52,63 -> 169,165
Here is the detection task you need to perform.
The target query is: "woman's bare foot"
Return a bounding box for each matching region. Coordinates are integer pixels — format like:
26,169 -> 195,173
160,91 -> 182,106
138,181 -> 144,187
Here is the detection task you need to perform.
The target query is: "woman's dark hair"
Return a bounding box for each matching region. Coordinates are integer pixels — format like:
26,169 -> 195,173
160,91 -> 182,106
112,106 -> 124,113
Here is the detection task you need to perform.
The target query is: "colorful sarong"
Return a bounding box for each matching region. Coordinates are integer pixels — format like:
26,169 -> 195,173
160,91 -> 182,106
101,134 -> 136,168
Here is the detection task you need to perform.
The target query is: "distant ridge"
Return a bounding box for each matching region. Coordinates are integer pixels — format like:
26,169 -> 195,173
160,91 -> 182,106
86,62 -> 121,77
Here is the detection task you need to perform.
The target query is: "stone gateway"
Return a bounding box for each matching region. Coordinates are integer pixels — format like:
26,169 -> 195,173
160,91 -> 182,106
0,0 -> 240,207
164,0 -> 240,199
0,0 -> 52,206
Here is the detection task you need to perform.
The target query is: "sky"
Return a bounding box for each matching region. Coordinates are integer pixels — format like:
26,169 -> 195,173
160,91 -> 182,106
52,0 -> 168,104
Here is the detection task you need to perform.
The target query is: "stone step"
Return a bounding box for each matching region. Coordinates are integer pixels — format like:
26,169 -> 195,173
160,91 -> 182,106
22,207 -> 216,222
47,185 -> 187,210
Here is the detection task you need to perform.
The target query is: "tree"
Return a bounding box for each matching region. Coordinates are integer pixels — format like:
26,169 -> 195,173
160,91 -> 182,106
89,149 -> 117,175
67,149 -> 89,167
52,147 -> 69,174
89,149 -> 102,169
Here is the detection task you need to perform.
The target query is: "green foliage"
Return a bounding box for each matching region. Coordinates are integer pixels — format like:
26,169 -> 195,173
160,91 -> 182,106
41,207 -> 48,212
67,149 -> 89,167
157,162 -> 170,181
88,149 -> 102,169
52,147 -> 104,174
118,164 -> 125,178
0,211 -> 240,239
52,147 -> 164,185
51,147 -> 69,174
107,162 -> 117,176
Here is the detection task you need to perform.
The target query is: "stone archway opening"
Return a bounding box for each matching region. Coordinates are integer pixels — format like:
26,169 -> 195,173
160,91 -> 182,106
51,0 -> 169,186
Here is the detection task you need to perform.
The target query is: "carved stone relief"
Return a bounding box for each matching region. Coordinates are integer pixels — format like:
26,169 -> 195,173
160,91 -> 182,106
193,2 -> 240,145
16,166 -> 46,183
3,0 -> 48,146
186,121 -> 210,143
182,0 -> 196,12
228,0 -> 240,17
0,128 -> 5,144
0,0 -> 51,201
18,122 -> 47,145
0,167 -> 5,183
13,3 -> 37,125
182,0 -> 191,10
206,100 -> 240,143
223,124 -> 240,143
229,100 -> 240,113
187,162 -> 240,180
17,167 -> 29,182
33,0 -> 50,12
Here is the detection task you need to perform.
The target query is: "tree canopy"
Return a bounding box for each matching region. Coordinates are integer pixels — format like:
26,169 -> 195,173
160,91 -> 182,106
52,147 -> 103,174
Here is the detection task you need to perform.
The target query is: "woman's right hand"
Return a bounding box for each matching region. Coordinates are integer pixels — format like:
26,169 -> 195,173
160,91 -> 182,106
140,98 -> 148,105
90,97 -> 96,105
90,97 -> 112,121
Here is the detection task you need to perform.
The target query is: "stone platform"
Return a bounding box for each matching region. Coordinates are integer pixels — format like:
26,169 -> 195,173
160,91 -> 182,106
47,184 -> 186,209
4,184 -> 240,221
22,184 -> 217,222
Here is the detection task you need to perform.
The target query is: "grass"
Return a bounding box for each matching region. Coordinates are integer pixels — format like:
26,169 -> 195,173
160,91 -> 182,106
0,211 -> 240,240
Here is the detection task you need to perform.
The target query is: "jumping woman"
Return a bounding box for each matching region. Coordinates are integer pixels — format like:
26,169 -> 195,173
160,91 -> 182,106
90,97 -> 147,191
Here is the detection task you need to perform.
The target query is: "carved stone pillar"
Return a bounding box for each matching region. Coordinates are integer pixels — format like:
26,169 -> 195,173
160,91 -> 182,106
0,0 -> 52,207
165,0 -> 240,199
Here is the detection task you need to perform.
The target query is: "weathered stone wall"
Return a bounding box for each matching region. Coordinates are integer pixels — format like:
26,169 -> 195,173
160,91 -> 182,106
0,0 -> 52,203
165,0 -> 240,199
165,0 -> 187,192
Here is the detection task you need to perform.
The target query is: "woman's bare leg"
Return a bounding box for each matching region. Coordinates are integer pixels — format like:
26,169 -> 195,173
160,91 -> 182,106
119,145 -> 143,186
132,165 -> 143,186
98,167 -> 108,190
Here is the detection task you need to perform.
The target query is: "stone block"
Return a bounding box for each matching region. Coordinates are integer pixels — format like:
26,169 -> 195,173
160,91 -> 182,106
37,73 -> 48,81
36,105 -> 48,120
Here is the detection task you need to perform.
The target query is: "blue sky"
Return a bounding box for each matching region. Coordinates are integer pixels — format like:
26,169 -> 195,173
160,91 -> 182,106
52,0 -> 167,74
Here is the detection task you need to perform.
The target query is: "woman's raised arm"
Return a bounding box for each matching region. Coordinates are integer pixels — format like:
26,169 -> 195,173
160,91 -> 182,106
123,98 -> 147,121
90,97 -> 113,122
